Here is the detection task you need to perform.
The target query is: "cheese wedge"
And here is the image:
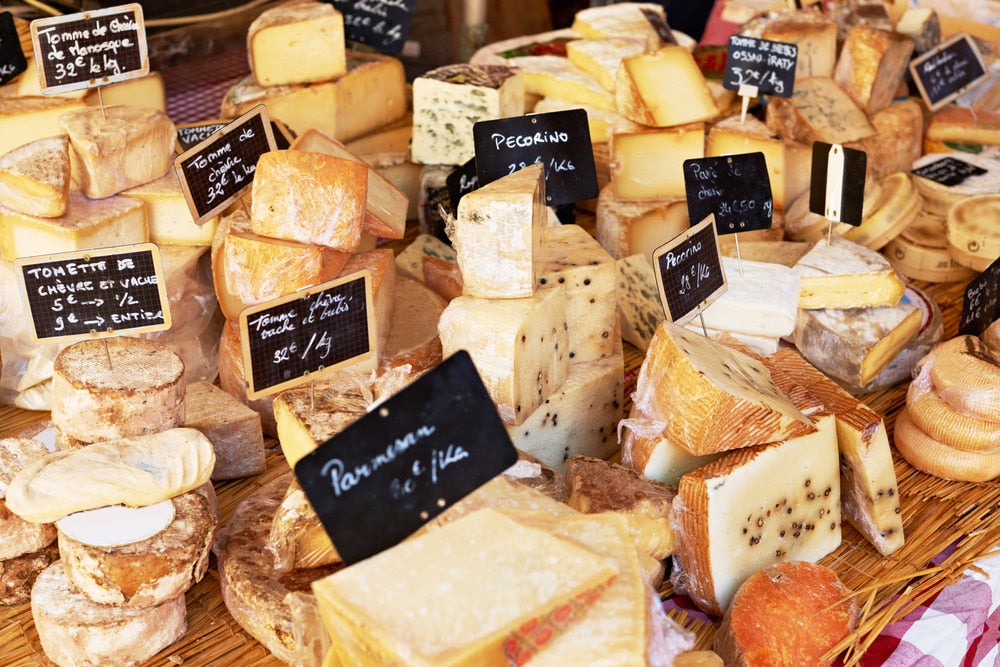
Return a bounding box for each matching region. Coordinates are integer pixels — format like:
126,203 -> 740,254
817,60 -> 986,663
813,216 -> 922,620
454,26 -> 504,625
120,170 -> 217,246
845,98 -> 923,183
616,46 -> 718,127
571,2 -> 671,50
0,95 -> 88,158
267,481 -> 338,571
610,120 -> 704,200
697,256 -> 800,339
758,10 -> 838,80
834,25 -> 914,116
706,114 -> 786,209
596,183 -> 689,259
793,236 -> 905,309
248,0 -> 346,86
565,36 -> 648,92
765,77 -> 876,145
92,71 -> 168,112
511,55 -> 614,111
613,253 -> 667,352
340,248 -> 397,361
0,135 -> 70,218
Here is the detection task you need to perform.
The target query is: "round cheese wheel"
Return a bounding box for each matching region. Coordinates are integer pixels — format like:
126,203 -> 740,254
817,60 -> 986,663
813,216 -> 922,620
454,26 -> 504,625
51,337 -> 185,445
947,194 -> 1000,260
929,336 -> 1000,420
31,560 -> 187,667
894,406 -> 1000,482
841,172 -> 921,250
380,276 -> 445,374
984,319 -> 1000,355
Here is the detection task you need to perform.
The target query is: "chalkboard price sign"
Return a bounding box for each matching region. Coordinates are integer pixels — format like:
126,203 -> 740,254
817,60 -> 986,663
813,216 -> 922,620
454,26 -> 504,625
332,0 -> 417,54
295,350 -> 519,565
445,156 -> 479,211
910,33 -> 988,111
0,12 -> 28,86
958,257 -> 1000,337
912,156 -> 987,187
175,118 -> 293,154
652,215 -> 727,325
683,152 -> 774,235
30,3 -> 148,95
175,105 -> 276,224
16,243 -> 170,341
239,271 -> 375,399
809,142 -> 867,226
473,108 -> 598,207
724,35 -> 797,98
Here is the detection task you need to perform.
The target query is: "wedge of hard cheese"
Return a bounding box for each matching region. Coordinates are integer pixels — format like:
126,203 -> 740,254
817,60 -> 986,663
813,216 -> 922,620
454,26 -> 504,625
248,0 -> 346,87
793,235 -> 905,309
616,46 -> 718,127
0,135 -> 70,218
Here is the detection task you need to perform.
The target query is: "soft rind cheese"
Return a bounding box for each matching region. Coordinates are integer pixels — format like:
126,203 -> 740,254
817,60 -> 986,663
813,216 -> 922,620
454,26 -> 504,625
793,236 -> 904,309
0,135 -> 70,218
616,46 -> 718,127
248,0 -> 346,87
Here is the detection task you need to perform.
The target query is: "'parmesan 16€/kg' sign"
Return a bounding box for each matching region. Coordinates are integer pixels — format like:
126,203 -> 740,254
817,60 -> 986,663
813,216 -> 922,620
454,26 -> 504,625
15,243 -> 170,342
30,3 -> 147,94
652,215 -> 727,326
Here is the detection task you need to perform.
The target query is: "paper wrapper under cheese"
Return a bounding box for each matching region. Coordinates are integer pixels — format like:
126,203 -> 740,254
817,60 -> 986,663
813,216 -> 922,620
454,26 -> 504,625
5,427 -> 215,524
632,321 -> 815,456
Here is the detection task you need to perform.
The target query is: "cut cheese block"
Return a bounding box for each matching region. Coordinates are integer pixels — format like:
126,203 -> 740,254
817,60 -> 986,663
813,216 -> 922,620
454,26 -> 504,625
183,380 -> 265,480
510,55 -> 614,111
714,561 -> 859,666
220,51 -> 407,143
0,95 -> 88,158
31,561 -> 187,667
596,183 -> 689,260
764,77 -> 876,145
381,276 -> 446,374
5,428 -> 215,524
620,405 -> 724,487
0,437 -> 57,560
501,451 -> 569,504
706,114 -> 786,209
794,299 -> 923,389
0,134 -> 70,218
92,72 -> 167,113
793,236 -> 904,309
345,113 -> 413,158
267,481 -> 338,572
845,98 -> 923,183
438,287 -> 569,425
539,224 -> 616,362
250,149 -> 367,252
572,2 -> 671,50
671,414 -> 841,616
394,232 -> 456,282
616,46 -> 718,127
506,349 -> 624,474
57,489 -> 216,608
340,248 -> 397,361
0,542 -> 59,607
926,105 -> 1000,147
610,120 -> 704,200
312,508 -> 617,667
896,7 -> 941,54
422,254 -> 463,301
698,256 -> 800,339
290,129 -> 407,240
834,25 -> 914,115
248,0 -> 346,86
758,10 -> 838,80
841,171 -> 921,251
218,319 -> 277,436
411,64 -> 524,165
59,105 -> 176,199
768,348 -> 904,556
633,321 -> 815,455
566,36 -> 648,92
416,163 -> 452,241
15,59 -> 90,100
120,170 -> 217,246
51,337 -> 185,445
0,190 -> 146,262
532,96 -> 622,143
451,163 -> 546,299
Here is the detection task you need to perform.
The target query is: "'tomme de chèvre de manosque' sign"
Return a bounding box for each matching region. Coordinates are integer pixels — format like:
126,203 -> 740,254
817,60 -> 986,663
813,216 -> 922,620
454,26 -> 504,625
16,243 -> 170,341
30,3 -> 147,94
295,350 -> 519,565
0,11 -> 28,85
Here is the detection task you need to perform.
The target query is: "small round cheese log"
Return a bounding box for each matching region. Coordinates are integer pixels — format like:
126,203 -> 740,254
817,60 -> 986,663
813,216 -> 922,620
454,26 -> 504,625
894,407 -> 1000,482
714,561 -> 859,667
928,335 -> 1000,421
0,437 -> 57,560
0,542 -> 59,606
58,490 -> 217,608
32,561 -> 187,667
51,337 -> 186,444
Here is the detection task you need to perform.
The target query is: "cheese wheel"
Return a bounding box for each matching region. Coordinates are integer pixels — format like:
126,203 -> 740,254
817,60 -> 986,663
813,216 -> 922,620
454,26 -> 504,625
929,336 -> 1000,420
947,194 -> 1000,261
31,561 -> 187,667
1,542 -> 59,606
0,439 -> 55,559
907,375 -> 1000,452
51,337 -> 185,445
885,212 -> 979,283
840,172 -> 921,250
911,152 -> 1000,217
894,406 -> 1000,482
57,490 -> 217,608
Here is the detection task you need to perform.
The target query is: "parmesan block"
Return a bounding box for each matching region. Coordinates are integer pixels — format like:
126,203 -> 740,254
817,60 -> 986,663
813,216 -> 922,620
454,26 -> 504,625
539,224 -> 616,362
834,25 -> 914,116
616,46 -> 718,127
50,338 -> 186,446
438,287 -> 569,425
793,236 -> 905,309
220,51 -> 407,143
452,163 -> 546,299
764,77 -> 876,145
313,508 -> 618,667
0,95 -> 88,158
706,114 -> 787,209
565,36 -> 648,92
273,373 -> 371,467
0,135 -> 70,218
597,184 -> 689,260
183,381 -> 265,480
509,55 -> 614,111
758,9 -> 838,80
571,2 -> 671,50
632,321 -> 815,455
671,414 -> 842,616
697,256 -> 800,339
610,120 -> 704,200
248,0 -> 346,86
120,170 -> 217,246
0,189 -> 146,262
411,64 -> 524,166
59,105 -> 176,199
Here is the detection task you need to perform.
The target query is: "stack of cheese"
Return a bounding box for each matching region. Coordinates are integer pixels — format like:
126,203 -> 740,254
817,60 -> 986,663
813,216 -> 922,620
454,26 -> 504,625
896,334 -> 1000,482
436,163 -> 624,474
4,427 -> 217,667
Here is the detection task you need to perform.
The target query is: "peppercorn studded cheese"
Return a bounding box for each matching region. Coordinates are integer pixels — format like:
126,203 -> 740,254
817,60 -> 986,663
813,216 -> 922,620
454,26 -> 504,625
614,253 -> 665,351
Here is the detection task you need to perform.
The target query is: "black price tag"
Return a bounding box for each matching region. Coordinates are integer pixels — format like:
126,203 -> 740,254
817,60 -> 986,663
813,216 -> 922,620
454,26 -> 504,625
640,8 -> 677,46
239,272 -> 375,399
331,0 -> 416,54
910,33 -> 988,111
959,258 -> 1000,337
175,119 -> 292,154
16,243 -> 170,341
175,105 -> 276,224
294,350 -> 519,565
912,156 -> 987,187
652,216 -> 727,325
445,157 -> 478,211
809,142 -> 867,226
473,109 -> 598,207
30,3 -> 148,95
684,153 -> 773,235
724,35 -> 797,98
0,12 -> 28,85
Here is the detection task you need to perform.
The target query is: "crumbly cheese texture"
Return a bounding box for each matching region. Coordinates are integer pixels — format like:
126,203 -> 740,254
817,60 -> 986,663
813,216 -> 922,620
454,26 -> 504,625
610,120 -> 705,200
411,64 -> 524,166
452,163 -> 546,298
765,77 -> 876,145
248,0 -> 346,86
597,183 -> 689,260
565,36 -> 648,92
834,25 -> 914,116
0,135 -> 70,218
59,105 -> 176,199
671,414 -> 842,616
121,171 -> 217,246
510,55 -> 614,111
616,46 -> 718,127
794,236 -> 905,309
438,287 -> 569,425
